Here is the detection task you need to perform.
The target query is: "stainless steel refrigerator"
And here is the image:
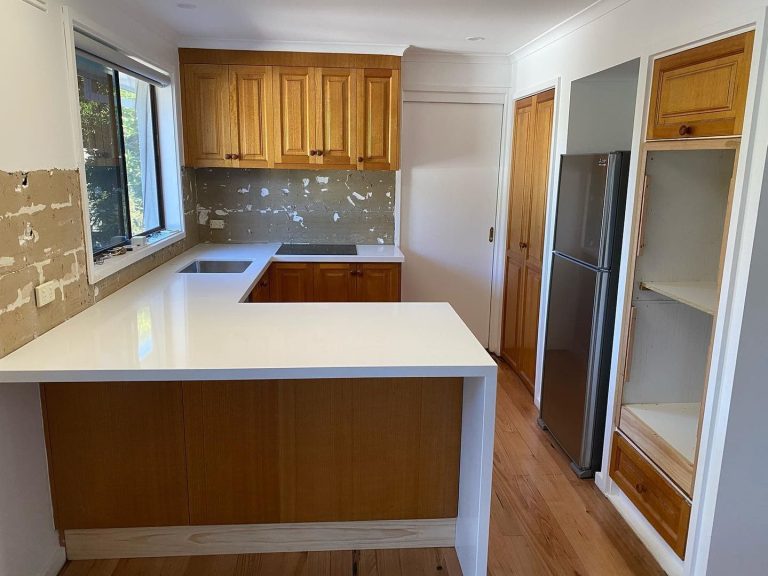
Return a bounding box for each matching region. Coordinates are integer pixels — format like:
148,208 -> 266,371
539,152 -> 630,478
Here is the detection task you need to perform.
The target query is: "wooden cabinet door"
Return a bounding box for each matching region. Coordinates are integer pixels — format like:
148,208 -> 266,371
182,64 -> 231,167
41,382 -> 189,529
518,264 -> 542,387
648,31 -> 754,140
355,263 -> 401,302
315,68 -> 357,168
249,274 -> 271,302
273,67 -> 316,167
269,262 -> 314,302
229,65 -> 273,168
314,263 -> 355,302
501,97 -> 535,368
357,69 -> 400,170
183,381 -> 281,524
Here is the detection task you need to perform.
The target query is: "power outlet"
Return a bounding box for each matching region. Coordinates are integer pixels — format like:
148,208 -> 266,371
209,219 -> 225,229
35,281 -> 57,308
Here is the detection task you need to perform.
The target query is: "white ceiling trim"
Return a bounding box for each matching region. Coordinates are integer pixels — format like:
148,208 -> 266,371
403,50 -> 511,65
178,37 -> 409,55
509,0 -> 631,61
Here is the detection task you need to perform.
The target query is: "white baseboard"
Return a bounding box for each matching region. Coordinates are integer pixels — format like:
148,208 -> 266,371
42,546 -> 66,576
64,518 -> 456,560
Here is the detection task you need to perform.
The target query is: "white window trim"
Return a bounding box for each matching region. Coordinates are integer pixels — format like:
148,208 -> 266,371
61,6 -> 186,285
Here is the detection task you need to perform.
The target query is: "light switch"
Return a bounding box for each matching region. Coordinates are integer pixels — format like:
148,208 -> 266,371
35,281 -> 57,307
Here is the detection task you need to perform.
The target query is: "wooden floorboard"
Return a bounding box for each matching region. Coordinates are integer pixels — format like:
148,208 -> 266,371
60,359 -> 662,576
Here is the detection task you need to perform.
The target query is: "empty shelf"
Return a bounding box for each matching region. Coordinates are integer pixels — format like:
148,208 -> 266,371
623,403 -> 699,463
640,281 -> 718,315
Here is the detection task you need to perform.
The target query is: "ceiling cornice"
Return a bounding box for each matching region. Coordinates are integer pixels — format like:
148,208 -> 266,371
178,37 -> 409,56
403,50 -> 511,65
509,0 -> 631,62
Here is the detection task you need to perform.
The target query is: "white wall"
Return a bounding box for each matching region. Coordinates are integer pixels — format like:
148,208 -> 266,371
705,150 -> 768,574
0,2 -> 180,575
0,384 -> 62,576
510,1 -> 768,574
0,0 -> 180,172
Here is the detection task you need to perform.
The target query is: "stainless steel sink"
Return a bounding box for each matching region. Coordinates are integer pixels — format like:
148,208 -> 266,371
178,260 -> 252,274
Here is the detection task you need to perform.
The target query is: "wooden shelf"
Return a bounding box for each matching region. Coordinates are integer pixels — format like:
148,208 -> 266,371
640,281 -> 718,315
620,403 -> 700,496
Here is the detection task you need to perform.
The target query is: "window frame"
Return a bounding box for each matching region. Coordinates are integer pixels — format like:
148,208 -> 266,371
63,9 -> 186,285
77,56 -> 167,256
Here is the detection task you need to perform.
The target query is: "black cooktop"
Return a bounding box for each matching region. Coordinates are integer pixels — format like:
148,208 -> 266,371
276,243 -> 357,256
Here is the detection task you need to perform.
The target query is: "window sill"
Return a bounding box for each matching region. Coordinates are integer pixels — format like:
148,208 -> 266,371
89,230 -> 186,285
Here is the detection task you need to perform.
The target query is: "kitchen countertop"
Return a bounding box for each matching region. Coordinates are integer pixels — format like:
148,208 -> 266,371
0,243 -> 496,382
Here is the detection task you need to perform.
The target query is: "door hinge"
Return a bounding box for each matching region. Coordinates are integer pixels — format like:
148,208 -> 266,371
489,227 -> 495,243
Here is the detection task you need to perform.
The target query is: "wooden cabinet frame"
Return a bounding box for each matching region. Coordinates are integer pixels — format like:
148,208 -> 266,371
611,138 -> 740,501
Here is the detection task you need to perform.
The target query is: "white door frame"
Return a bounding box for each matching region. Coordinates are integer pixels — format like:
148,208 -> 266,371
401,87 -> 509,350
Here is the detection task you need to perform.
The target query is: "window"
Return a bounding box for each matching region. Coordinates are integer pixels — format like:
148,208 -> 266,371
76,54 -> 163,254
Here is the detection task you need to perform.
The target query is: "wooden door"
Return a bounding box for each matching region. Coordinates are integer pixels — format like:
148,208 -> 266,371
273,67 -> 316,167
182,64 -> 231,167
315,68 -> 357,168
229,65 -> 273,168
501,89 -> 555,391
249,274 -> 271,302
356,263 -> 401,302
269,262 -> 314,302
357,69 -> 400,170
501,97 -> 535,369
314,263 -> 355,301
648,31 -> 754,140
41,382 -> 189,529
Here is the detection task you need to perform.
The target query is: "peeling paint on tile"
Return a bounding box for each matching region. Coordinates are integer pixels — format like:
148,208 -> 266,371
193,168 -> 395,244
0,167 -> 199,358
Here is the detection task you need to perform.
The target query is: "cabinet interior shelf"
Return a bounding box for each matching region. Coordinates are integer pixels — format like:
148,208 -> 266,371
622,403 -> 699,464
640,281 -> 718,315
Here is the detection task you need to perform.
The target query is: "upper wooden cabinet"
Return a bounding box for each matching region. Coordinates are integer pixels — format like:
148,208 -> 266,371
647,31 -> 754,140
230,65 -> 273,168
182,64 -> 231,167
183,64 -> 272,168
180,50 -> 401,171
273,66 -> 316,168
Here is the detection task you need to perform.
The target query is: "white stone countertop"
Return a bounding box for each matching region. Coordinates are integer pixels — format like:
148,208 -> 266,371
0,243 -> 496,382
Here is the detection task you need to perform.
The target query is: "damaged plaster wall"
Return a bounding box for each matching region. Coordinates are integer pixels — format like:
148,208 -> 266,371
194,169 -> 396,245
0,168 -> 197,358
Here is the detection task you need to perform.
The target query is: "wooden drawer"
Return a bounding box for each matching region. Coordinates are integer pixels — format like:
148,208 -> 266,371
610,432 -> 691,558
647,31 -> 754,140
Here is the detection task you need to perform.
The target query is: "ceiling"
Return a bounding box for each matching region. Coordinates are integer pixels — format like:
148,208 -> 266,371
126,0 -> 598,55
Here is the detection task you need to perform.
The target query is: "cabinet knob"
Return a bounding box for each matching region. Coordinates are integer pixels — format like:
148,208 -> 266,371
231,153 -> 239,160
678,124 -> 693,137
519,241 -> 528,250
225,153 -> 232,159
635,482 -> 647,494
316,150 -> 324,156
357,156 -> 364,163
310,150 -> 317,156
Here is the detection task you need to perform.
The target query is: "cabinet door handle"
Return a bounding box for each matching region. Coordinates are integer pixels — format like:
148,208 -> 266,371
310,150 -> 317,156
489,227 -> 495,243
316,150 -> 324,156
678,124 -> 693,137
231,153 -> 239,160
225,153 -> 232,159
357,156 -> 364,163
635,482 -> 647,494
519,241 -> 528,250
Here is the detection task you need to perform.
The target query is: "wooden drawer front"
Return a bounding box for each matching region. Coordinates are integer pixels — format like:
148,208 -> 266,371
610,432 -> 691,558
648,31 -> 754,140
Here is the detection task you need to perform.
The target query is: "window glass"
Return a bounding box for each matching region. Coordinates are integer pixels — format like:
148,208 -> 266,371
76,54 -> 163,253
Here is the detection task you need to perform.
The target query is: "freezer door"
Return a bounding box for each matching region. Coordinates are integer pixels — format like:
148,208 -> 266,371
540,254 -> 609,470
553,154 -> 614,268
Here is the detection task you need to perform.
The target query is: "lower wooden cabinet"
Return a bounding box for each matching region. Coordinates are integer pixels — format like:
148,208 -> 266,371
41,382 -> 189,529
609,432 -> 691,558
42,377 -> 462,529
259,262 -> 401,303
